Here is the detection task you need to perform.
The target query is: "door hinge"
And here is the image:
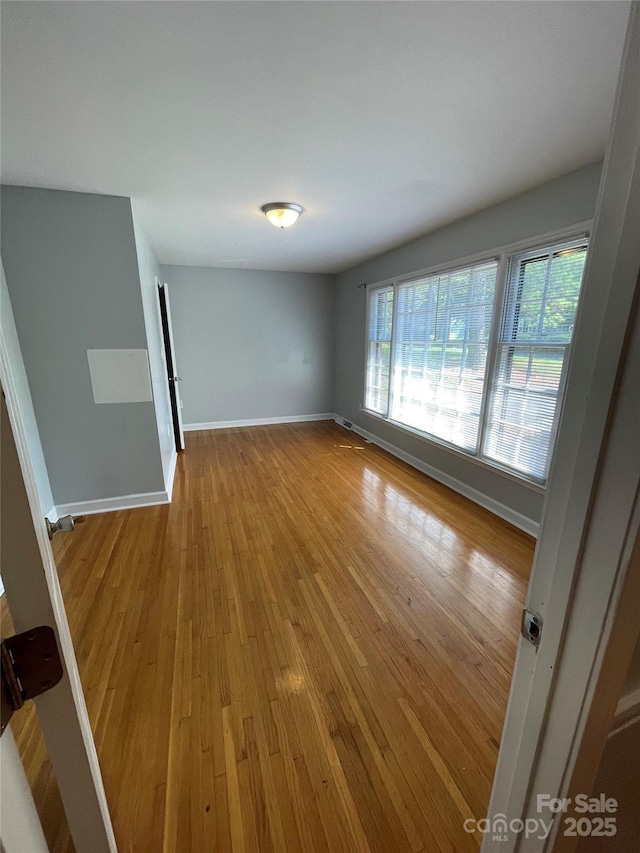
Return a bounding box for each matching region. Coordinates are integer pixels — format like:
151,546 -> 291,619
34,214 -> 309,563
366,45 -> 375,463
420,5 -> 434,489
1,626 -> 63,736
522,608 -> 543,648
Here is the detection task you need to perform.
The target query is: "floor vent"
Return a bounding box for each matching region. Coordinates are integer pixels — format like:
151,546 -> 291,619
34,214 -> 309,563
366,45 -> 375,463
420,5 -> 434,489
342,419 -> 353,429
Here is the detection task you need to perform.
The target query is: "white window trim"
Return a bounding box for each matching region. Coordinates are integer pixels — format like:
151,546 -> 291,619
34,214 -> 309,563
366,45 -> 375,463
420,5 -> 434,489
361,221 -> 592,490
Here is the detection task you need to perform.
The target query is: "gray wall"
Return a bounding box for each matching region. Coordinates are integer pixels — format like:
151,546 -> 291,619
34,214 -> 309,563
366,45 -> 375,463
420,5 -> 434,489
133,219 -> 175,490
1,186 -> 165,504
334,162 -> 603,527
160,265 -> 335,426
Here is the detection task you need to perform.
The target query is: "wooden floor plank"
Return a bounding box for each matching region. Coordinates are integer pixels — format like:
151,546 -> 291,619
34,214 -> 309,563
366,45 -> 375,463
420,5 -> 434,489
4,421 -> 533,852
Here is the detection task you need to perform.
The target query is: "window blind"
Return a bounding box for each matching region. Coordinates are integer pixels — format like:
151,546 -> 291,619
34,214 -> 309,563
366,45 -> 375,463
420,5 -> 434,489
482,241 -> 588,480
389,260 -> 498,451
365,287 -> 394,415
363,236 -> 588,486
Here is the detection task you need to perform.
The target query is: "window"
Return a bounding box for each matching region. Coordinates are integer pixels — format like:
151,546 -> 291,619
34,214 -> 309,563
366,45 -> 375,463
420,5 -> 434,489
390,260 -> 498,451
482,240 -> 588,480
364,235 -> 588,485
365,287 -> 393,414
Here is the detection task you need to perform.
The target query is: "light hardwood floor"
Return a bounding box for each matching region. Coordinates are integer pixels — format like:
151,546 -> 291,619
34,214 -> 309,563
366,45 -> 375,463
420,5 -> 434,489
7,421 -> 534,852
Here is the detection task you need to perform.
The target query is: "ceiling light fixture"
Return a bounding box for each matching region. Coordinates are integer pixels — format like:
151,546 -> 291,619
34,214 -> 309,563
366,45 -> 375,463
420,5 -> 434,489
261,202 -> 303,229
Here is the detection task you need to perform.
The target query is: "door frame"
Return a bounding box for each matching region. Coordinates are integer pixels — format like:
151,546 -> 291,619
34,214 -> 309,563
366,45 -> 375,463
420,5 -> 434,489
0,311 -> 117,850
483,5 -> 640,850
156,279 -> 185,452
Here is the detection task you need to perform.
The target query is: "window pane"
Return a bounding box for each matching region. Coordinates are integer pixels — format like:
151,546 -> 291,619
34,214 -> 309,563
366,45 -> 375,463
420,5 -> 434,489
390,260 -> 497,451
368,289 -> 394,341
511,255 -> 548,342
366,341 -> 391,414
540,250 -> 585,342
483,346 -> 566,480
505,245 -> 587,344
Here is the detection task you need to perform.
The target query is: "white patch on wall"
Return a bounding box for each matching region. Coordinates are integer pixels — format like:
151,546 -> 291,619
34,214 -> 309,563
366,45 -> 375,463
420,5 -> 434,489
87,349 -> 153,404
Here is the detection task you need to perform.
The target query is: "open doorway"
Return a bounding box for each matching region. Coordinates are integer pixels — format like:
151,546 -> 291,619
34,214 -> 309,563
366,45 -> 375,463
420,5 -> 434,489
157,281 -> 185,453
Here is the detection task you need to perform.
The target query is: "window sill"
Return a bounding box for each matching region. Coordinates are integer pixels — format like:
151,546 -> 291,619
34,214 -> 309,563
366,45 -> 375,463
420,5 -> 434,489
359,406 -> 546,494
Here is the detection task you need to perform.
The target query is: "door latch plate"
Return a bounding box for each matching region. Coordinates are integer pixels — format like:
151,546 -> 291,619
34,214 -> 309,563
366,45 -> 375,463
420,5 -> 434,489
1,626 -> 63,735
522,609 -> 543,648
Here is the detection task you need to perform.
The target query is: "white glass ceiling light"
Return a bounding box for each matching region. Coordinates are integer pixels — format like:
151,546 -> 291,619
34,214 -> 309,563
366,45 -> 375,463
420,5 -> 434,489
261,202 -> 303,229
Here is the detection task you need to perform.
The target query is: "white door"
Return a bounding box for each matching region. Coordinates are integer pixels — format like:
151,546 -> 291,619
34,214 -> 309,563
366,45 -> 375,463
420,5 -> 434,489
157,281 -> 185,451
0,347 -> 117,847
483,6 -> 640,851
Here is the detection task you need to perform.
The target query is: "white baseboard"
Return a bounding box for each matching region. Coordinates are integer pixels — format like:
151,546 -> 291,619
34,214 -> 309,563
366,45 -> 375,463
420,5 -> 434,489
165,450 -> 178,502
54,453 -> 178,519
184,412 -> 336,432
56,490 -> 170,517
335,415 -> 539,538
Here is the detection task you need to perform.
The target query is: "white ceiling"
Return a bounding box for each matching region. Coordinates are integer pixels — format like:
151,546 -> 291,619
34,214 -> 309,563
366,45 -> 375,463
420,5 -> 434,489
1,1 -> 630,274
